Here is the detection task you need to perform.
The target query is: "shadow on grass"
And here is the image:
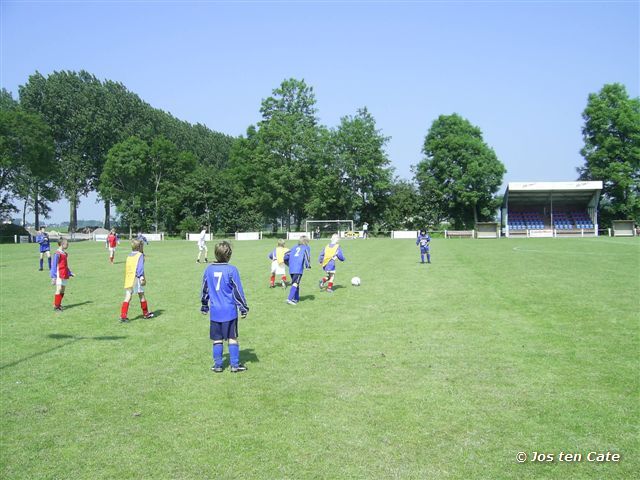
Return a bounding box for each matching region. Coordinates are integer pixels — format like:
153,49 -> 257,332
129,308 -> 166,322
0,334 -> 127,370
61,300 -> 93,310
298,295 -> 316,302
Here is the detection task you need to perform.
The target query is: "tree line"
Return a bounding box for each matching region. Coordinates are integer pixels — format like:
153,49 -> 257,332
1,71 -> 638,233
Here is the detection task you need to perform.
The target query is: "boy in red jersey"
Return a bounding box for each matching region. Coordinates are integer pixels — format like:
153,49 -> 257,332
50,238 -> 74,311
106,228 -> 119,263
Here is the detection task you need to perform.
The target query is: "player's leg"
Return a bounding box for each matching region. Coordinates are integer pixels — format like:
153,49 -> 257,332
319,271 -> 328,289
279,265 -> 287,288
327,272 -> 335,292
270,263 -> 276,287
39,252 -> 44,270
427,246 -> 431,263
295,275 -> 301,301
227,319 -> 245,372
287,274 -> 301,304
210,321 -> 224,372
121,289 -> 132,321
420,247 -> 425,263
204,245 -> 208,263
46,251 -> 51,270
138,288 -> 153,319
54,282 -> 66,310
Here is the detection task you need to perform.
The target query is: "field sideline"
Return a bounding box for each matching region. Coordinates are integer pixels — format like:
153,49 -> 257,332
1,237 -> 638,479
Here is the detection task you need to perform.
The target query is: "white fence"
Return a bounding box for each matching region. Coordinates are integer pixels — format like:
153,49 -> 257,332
94,233 -> 164,241
235,231 -> 262,241
14,235 -> 30,243
186,233 -> 213,241
391,230 -> 418,239
287,231 -> 311,240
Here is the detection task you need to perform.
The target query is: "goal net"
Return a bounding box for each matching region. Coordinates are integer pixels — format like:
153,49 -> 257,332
305,220 -> 354,240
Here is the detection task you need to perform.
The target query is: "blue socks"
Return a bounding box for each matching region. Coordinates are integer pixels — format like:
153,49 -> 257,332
420,254 -> 425,263
40,259 -> 43,269
229,343 -> 240,367
288,285 -> 298,302
427,253 -> 431,263
48,257 -> 51,269
213,343 -> 223,368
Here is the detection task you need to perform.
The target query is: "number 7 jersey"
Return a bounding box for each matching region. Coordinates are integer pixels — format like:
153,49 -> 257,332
201,263 -> 249,322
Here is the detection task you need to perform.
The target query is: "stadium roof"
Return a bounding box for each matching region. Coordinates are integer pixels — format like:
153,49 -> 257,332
503,181 -> 603,207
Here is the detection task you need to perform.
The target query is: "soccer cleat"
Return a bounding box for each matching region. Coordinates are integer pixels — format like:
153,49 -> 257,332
143,312 -> 155,319
287,299 -> 297,305
39,268 -> 43,271
120,317 -> 129,323
318,279 -> 324,290
204,258 -> 208,263
196,259 -> 200,263
211,365 -> 223,373
326,288 -> 334,293
53,306 -> 63,312
281,280 -> 286,289
230,364 -> 247,373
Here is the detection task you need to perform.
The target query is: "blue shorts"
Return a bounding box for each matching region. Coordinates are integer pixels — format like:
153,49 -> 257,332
420,246 -> 430,253
210,319 -> 238,341
290,273 -> 303,285
40,246 -> 50,253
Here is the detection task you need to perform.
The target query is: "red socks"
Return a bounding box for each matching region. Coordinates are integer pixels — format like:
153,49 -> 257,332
141,300 -> 149,315
110,256 -> 114,263
328,282 -> 333,290
54,294 -> 62,308
281,275 -> 287,282
121,301 -> 130,319
270,275 -> 275,286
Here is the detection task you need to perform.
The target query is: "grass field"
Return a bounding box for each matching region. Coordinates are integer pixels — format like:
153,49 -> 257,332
1,237 -> 638,479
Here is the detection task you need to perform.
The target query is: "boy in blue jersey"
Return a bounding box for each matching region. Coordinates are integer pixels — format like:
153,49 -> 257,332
35,227 -> 52,271
201,241 -> 249,373
318,234 -> 345,293
284,235 -> 311,305
416,230 -> 431,264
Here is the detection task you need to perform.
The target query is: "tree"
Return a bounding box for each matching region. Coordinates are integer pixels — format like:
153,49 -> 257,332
331,107 -> 393,223
0,107 -> 57,226
578,83 -> 640,226
252,78 -> 322,229
19,71 -> 100,232
100,137 -> 152,233
415,114 -> 506,229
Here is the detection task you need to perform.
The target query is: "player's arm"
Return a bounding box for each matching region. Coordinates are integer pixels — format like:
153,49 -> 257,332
318,250 -> 324,264
304,248 -> 311,269
284,251 -> 290,266
230,269 -> 249,318
50,253 -> 58,278
136,255 -> 145,285
200,273 -> 210,314
336,247 -> 345,262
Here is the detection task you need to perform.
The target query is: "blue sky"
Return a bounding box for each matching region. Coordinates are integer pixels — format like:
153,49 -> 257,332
2,0 -> 638,223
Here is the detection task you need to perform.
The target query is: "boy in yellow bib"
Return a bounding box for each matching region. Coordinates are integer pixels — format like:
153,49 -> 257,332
120,240 -> 154,322
318,234 -> 345,293
268,239 -> 290,288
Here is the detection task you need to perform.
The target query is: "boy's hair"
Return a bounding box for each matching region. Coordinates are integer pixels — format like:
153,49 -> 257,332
330,234 -> 339,244
420,230 -> 426,235
214,241 -> 232,263
277,239 -> 286,247
58,238 -> 68,248
298,235 -> 309,245
131,239 -> 144,252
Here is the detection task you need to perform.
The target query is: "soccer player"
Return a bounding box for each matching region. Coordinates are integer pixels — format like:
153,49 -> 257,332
196,226 -> 208,263
136,232 -> 149,245
362,222 -> 369,239
268,239 -> 289,288
106,229 -> 119,264
201,241 -> 249,373
35,227 -> 51,271
50,238 -> 73,311
318,234 -> 345,293
120,239 -> 154,322
284,235 -> 311,305
416,229 -> 431,264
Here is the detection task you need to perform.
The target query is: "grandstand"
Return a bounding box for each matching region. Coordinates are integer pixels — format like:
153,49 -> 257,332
501,181 -> 603,237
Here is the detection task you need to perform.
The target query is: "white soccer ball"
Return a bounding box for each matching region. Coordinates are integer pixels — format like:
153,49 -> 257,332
351,276 -> 361,286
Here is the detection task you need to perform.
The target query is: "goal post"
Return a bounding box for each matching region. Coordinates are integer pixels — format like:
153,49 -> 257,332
305,220 -> 354,239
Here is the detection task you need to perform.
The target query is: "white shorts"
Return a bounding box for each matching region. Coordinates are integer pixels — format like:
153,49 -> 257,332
55,278 -> 68,286
125,278 -> 145,294
271,260 -> 285,276
109,247 -> 116,255
198,244 -> 208,252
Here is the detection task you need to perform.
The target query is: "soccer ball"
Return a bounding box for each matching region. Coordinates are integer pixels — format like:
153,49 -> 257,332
351,276 -> 361,286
